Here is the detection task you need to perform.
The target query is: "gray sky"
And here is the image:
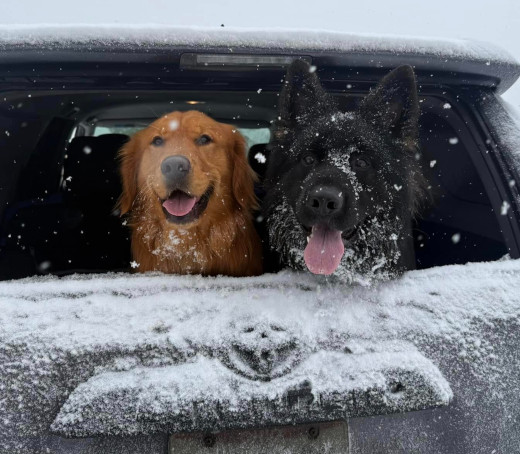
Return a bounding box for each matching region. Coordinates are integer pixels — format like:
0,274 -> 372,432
3,0 -> 520,106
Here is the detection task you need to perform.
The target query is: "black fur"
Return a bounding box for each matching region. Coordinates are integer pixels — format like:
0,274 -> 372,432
263,60 -> 426,283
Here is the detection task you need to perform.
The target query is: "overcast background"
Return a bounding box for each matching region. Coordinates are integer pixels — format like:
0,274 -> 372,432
2,0 -> 520,108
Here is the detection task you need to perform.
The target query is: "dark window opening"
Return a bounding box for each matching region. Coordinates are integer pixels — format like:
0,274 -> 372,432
0,87 -> 511,280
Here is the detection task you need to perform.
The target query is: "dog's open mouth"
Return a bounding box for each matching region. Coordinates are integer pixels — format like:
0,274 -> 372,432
161,186 -> 213,224
303,224 -> 360,275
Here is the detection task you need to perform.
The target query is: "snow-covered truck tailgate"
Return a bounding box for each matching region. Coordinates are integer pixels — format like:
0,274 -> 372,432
1,259 -> 520,453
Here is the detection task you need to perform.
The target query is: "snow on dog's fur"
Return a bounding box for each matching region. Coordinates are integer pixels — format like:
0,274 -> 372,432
263,61 -> 427,284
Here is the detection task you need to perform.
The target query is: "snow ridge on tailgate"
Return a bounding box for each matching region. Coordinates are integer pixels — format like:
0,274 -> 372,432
1,259 -> 519,348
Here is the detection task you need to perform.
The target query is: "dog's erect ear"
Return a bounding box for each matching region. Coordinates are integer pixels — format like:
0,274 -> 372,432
278,59 -> 331,128
360,65 -> 420,145
117,134 -> 140,215
230,129 -> 259,214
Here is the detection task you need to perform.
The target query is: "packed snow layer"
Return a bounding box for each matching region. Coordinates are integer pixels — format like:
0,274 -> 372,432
0,24 -> 516,66
1,258 -> 520,449
0,260 -> 520,352
1,259 -> 519,347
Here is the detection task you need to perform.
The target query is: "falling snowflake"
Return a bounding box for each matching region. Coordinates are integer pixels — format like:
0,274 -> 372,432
254,152 -> 266,164
451,233 -> 461,244
130,261 -> 140,269
443,103 -> 451,109
309,65 -> 317,73
257,88 -> 262,94
169,120 -> 179,131
501,201 -> 510,216
83,146 -> 92,155
430,160 -> 437,168
449,137 -> 459,145
37,261 -> 51,272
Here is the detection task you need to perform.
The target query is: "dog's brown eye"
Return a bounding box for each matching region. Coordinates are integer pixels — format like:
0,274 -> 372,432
152,136 -> 164,147
303,155 -> 315,165
196,134 -> 212,146
354,158 -> 370,169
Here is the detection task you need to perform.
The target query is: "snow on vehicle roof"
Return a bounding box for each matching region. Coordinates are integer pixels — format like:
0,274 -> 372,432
1,258 -> 519,443
0,24 -> 516,65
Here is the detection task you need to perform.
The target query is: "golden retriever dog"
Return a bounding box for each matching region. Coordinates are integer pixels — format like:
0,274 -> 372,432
118,111 -> 262,276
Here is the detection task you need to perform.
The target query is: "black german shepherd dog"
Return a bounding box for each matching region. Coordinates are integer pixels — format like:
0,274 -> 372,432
263,60 -> 426,283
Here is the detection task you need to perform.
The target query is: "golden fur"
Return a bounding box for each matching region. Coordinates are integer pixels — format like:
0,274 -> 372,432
118,111 -> 262,276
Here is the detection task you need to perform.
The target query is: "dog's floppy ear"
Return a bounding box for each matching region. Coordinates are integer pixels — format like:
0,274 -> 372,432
277,59 -> 332,128
360,65 -> 420,146
230,129 -> 259,213
117,133 -> 141,215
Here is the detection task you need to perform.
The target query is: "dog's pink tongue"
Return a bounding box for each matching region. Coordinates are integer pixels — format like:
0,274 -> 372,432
304,224 -> 344,275
162,192 -> 198,217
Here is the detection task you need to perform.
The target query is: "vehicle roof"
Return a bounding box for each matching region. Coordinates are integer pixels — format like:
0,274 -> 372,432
0,25 -> 519,93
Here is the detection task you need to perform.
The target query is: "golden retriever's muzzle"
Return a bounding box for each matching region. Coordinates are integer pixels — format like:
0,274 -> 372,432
160,155 -> 213,224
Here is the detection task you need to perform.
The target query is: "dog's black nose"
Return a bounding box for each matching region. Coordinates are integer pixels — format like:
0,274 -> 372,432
306,186 -> 344,216
161,155 -> 191,183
